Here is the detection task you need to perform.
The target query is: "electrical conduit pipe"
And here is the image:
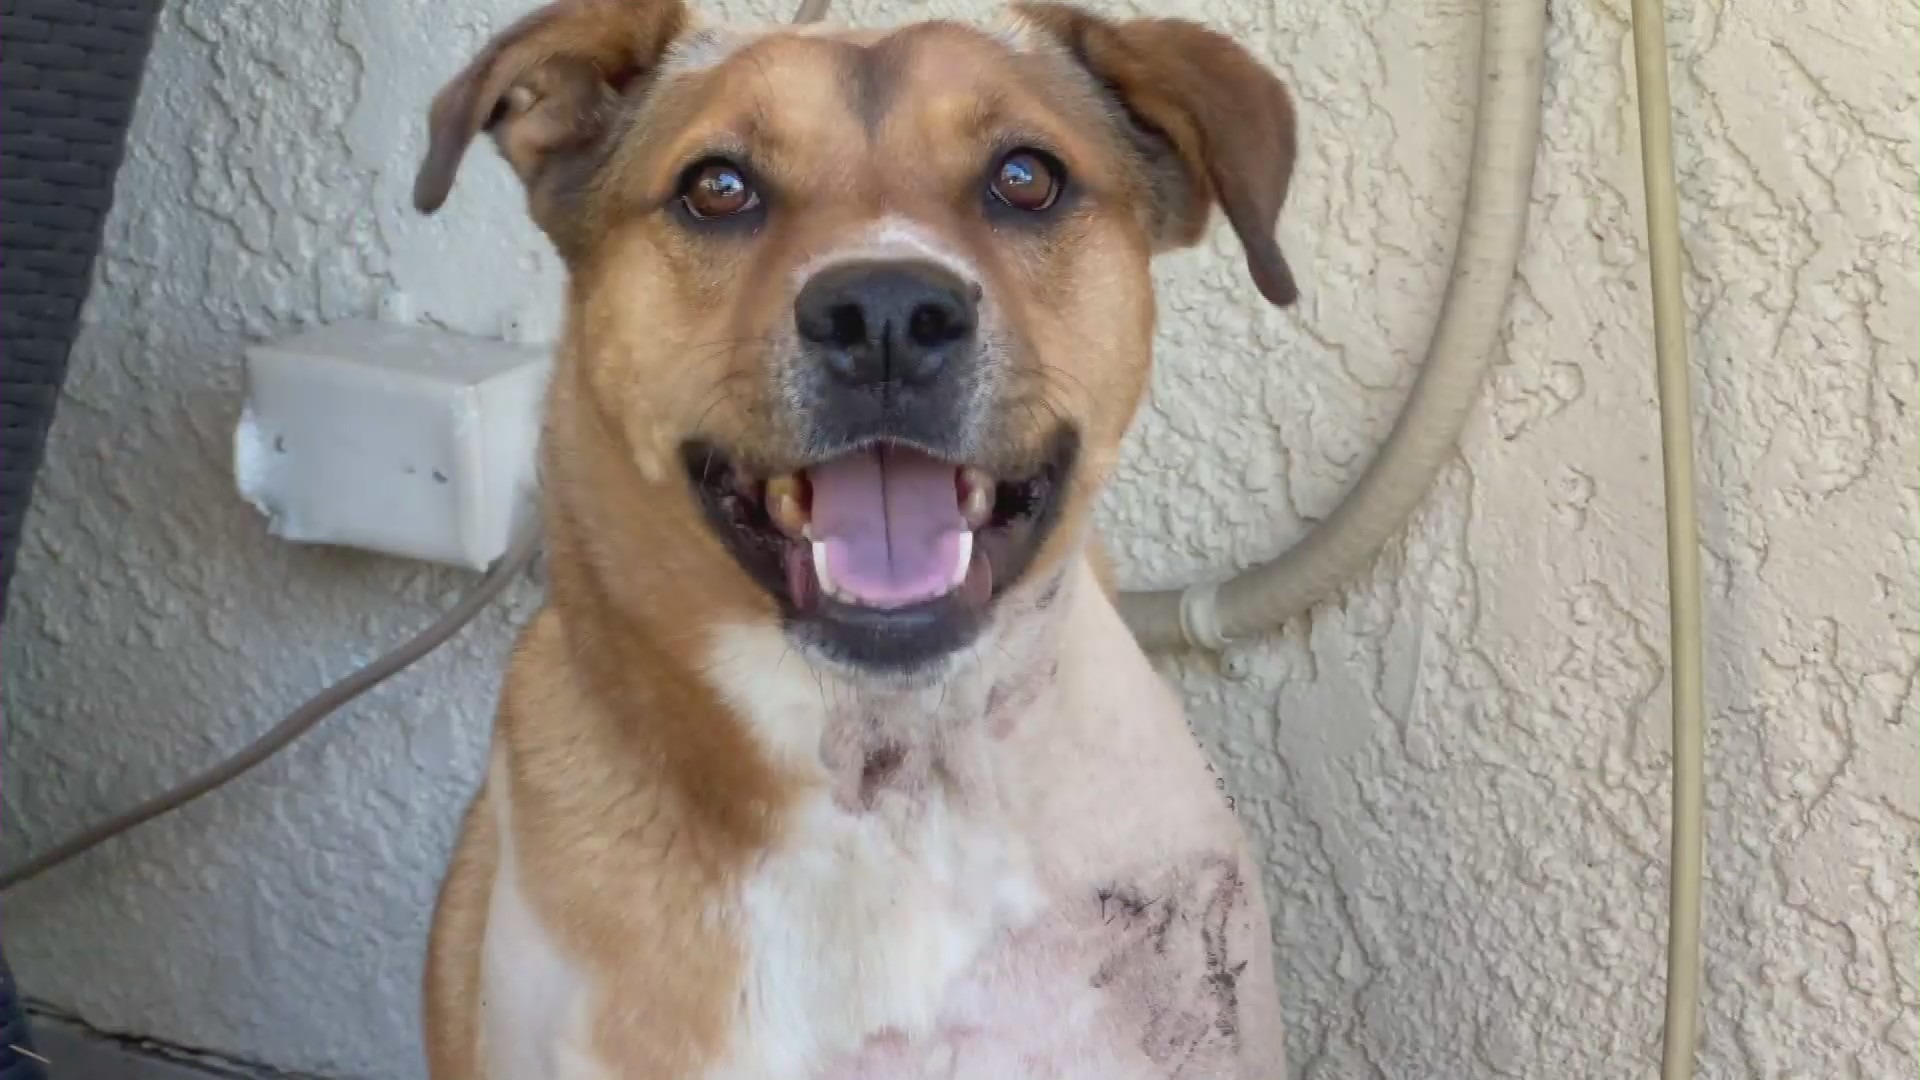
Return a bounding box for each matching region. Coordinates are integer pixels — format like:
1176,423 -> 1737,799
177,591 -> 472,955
1116,0 -> 1548,653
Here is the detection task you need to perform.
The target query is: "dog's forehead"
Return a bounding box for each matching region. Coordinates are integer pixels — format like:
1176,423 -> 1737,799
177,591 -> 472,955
664,16 -> 1038,75
656,18 -> 1069,139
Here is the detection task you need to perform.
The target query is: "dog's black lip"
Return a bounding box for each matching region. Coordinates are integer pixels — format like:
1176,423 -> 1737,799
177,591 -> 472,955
741,433 -> 976,477
681,428 -> 1079,669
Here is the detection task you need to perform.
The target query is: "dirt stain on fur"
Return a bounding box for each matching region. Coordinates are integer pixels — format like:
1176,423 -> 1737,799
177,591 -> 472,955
1084,854 -> 1249,1072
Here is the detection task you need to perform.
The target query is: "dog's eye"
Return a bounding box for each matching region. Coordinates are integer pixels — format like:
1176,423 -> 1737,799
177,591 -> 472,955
988,150 -> 1063,212
680,161 -> 760,219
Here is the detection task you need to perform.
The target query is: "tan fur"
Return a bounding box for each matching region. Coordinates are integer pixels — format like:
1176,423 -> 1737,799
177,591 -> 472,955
422,776 -> 494,1080
413,2 -> 1300,1076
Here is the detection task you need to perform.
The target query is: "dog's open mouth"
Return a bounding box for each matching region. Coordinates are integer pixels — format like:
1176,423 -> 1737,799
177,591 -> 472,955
684,431 -> 1075,667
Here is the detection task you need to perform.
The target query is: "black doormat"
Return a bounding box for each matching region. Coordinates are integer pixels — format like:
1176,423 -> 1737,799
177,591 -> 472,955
0,3 -> 169,1073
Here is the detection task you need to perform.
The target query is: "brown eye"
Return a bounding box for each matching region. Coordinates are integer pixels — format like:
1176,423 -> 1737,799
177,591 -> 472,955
681,161 -> 759,219
989,150 -> 1062,212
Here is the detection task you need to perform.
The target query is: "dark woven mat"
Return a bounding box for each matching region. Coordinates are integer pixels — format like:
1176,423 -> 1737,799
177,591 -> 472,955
0,949 -> 44,1080
0,4 -> 166,1074
0,1 -> 166,618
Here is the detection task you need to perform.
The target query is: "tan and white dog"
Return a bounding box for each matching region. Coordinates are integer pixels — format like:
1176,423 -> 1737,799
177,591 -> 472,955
412,1 -> 1300,1075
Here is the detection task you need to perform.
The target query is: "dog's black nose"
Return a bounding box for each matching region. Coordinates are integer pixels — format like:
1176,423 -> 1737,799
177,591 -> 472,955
795,260 -> 977,389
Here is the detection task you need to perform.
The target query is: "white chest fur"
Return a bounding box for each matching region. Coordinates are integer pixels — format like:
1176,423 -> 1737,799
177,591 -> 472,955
476,732 -> 1044,1080
478,780 -> 612,1080
715,788 -> 1043,1078
701,622 -> 1055,1078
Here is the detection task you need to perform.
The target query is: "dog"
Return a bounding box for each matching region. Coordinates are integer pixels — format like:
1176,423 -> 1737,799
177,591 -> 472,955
412,1 -> 1300,1075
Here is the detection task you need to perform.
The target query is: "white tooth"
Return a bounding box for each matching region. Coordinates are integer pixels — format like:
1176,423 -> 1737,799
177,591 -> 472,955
766,474 -> 808,537
950,531 -> 974,591
812,541 -> 838,600
959,468 -> 995,528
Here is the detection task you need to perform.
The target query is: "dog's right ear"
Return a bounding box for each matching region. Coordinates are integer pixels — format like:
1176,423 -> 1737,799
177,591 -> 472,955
1011,3 -> 1300,307
413,0 -> 690,224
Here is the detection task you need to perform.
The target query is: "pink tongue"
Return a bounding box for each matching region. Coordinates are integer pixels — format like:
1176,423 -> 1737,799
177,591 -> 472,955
808,445 -> 966,608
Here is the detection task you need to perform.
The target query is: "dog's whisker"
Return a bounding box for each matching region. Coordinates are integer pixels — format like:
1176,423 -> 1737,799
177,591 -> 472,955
1035,362 -> 1093,403
689,385 -> 742,445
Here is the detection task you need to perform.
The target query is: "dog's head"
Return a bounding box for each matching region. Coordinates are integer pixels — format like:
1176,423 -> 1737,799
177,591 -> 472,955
417,0 -> 1298,676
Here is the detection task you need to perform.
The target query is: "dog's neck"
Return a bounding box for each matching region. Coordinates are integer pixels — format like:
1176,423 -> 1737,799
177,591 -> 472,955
699,569 -> 1077,814
536,366 -> 1087,822
543,516 -> 1080,826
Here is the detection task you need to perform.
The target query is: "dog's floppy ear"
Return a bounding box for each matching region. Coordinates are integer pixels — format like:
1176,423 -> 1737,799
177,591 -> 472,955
1012,3 -> 1300,307
413,0 -> 690,228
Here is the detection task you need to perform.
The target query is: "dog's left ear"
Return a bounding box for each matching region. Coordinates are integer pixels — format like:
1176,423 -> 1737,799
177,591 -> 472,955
412,0 -> 691,245
1012,3 -> 1300,307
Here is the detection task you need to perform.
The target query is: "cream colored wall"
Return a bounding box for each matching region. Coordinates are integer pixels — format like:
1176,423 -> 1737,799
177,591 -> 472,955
3,0 -> 1913,1076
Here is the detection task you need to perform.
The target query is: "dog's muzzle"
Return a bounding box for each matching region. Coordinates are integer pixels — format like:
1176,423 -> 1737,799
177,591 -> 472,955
792,258 -> 985,457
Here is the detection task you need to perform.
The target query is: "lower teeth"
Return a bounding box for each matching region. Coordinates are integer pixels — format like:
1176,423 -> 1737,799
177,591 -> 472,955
949,532 -> 974,590
810,532 -> 976,607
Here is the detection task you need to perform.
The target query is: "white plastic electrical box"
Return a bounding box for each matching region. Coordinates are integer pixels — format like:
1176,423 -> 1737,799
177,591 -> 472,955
235,321 -> 550,571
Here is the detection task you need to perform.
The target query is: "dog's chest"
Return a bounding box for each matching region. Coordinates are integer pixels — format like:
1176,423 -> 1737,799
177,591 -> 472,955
718,786 -> 1254,1080
695,606 -> 1259,1078
716,783 -> 1043,1077
806,852 -> 1255,1080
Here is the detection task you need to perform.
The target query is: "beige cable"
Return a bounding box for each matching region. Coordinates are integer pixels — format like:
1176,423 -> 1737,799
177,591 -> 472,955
1124,0 -> 1708,1071
1117,0 -> 1548,651
1627,0 -> 1707,1075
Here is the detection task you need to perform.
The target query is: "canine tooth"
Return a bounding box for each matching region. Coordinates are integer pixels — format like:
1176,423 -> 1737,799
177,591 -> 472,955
959,467 -> 995,528
811,541 -> 838,600
766,473 -> 808,536
950,531 -> 974,590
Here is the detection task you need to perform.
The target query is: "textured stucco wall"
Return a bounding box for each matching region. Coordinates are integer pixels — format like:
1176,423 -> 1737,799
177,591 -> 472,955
3,0 -> 1914,1076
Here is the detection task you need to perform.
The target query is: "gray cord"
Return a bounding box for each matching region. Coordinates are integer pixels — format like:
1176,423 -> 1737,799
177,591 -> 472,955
0,0 -> 842,899
0,527 -> 543,893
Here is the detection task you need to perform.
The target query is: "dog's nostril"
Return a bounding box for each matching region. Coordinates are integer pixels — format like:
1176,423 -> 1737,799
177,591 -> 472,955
798,300 -> 866,350
907,300 -> 971,349
827,303 -> 867,350
797,259 -> 977,389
